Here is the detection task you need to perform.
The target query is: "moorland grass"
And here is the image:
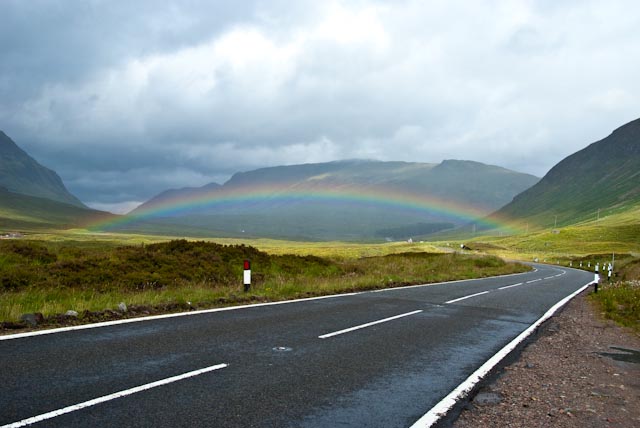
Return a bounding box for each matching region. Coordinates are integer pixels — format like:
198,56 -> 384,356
0,239 -> 527,323
591,280 -> 640,333
590,257 -> 640,332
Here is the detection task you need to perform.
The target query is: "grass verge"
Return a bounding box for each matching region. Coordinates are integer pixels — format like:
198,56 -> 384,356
590,257 -> 640,333
590,280 -> 640,333
0,239 -> 527,326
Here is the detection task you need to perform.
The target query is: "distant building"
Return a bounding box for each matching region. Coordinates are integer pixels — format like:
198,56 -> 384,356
0,232 -> 24,239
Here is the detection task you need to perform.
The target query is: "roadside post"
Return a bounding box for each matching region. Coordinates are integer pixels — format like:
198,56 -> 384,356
243,260 -> 251,292
594,273 -> 600,293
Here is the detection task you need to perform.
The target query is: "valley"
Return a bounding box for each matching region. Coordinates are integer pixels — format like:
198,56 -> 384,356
0,118 -> 638,428
1,118 -> 638,328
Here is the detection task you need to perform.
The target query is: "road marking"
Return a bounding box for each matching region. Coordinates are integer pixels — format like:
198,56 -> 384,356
409,280 -> 594,428
544,276 -> 555,280
498,282 -> 523,290
1,363 -> 228,428
367,268 -> 535,295
318,310 -> 422,339
526,279 -> 541,283
0,293 -> 359,342
444,291 -> 489,304
0,268 -> 537,342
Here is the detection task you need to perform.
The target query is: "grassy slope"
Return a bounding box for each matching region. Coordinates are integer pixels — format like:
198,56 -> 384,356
476,204 -> 640,260
0,189 -> 116,231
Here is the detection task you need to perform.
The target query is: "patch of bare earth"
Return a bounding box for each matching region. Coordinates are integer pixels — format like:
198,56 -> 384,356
453,290 -> 640,428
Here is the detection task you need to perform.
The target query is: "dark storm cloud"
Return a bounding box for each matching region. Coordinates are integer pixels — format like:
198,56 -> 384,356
1,0 -> 639,213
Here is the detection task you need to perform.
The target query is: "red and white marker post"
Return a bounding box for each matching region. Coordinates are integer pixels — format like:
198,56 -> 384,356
243,260 -> 251,292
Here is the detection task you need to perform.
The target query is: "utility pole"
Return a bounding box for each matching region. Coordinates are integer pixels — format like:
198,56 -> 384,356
554,215 -> 557,229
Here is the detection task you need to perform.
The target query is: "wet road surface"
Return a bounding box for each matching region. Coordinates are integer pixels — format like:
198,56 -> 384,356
0,264 -> 594,428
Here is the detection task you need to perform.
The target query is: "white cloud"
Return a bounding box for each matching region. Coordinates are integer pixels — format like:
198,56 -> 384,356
2,0 -> 640,203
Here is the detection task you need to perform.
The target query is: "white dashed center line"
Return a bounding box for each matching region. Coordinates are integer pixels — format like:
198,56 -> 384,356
444,291 -> 490,304
319,310 -> 423,339
498,282 -> 523,290
1,363 -> 228,428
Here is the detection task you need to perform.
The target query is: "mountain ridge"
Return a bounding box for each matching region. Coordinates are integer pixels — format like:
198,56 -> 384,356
492,117 -> 640,229
0,130 -> 85,207
127,159 -> 539,240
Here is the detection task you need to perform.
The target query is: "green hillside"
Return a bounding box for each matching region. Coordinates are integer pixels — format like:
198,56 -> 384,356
493,118 -> 640,229
484,204 -> 640,257
0,131 -> 85,207
0,188 -> 115,231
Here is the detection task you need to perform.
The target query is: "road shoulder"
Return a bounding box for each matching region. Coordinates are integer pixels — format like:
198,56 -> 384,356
453,289 -> 640,427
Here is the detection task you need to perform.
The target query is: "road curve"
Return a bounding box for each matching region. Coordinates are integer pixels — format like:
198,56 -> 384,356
0,264 -> 594,428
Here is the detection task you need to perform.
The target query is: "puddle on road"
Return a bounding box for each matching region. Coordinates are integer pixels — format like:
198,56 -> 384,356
598,346 -> 640,364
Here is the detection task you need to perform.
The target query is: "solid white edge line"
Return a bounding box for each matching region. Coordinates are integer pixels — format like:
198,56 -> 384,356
497,282 -> 523,290
0,293 -> 358,341
1,363 -> 228,428
444,291 -> 489,304
0,267 -> 541,342
319,310 -> 423,339
369,268 -> 537,295
409,280 -> 593,428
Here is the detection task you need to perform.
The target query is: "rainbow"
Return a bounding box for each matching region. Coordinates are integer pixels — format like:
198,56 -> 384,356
88,183 -> 520,234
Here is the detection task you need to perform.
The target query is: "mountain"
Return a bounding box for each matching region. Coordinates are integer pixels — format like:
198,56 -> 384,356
0,130 -> 85,207
136,182 -> 222,210
0,131 -> 117,230
125,159 -> 539,240
493,118 -> 640,229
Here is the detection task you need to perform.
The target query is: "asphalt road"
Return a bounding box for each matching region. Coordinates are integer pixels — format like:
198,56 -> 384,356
0,264 -> 594,428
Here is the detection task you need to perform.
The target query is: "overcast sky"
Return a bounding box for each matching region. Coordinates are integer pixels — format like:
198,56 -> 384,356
1,0 -> 639,213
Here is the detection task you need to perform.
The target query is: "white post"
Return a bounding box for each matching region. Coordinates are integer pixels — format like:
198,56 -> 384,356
612,252 -> 615,270
243,260 -> 251,292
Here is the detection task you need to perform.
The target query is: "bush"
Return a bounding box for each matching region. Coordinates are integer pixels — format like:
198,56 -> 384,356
0,239 -> 341,292
1,268 -> 35,291
3,241 -> 57,263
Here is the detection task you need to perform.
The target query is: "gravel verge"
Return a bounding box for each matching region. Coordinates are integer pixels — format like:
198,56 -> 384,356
453,289 -> 640,427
